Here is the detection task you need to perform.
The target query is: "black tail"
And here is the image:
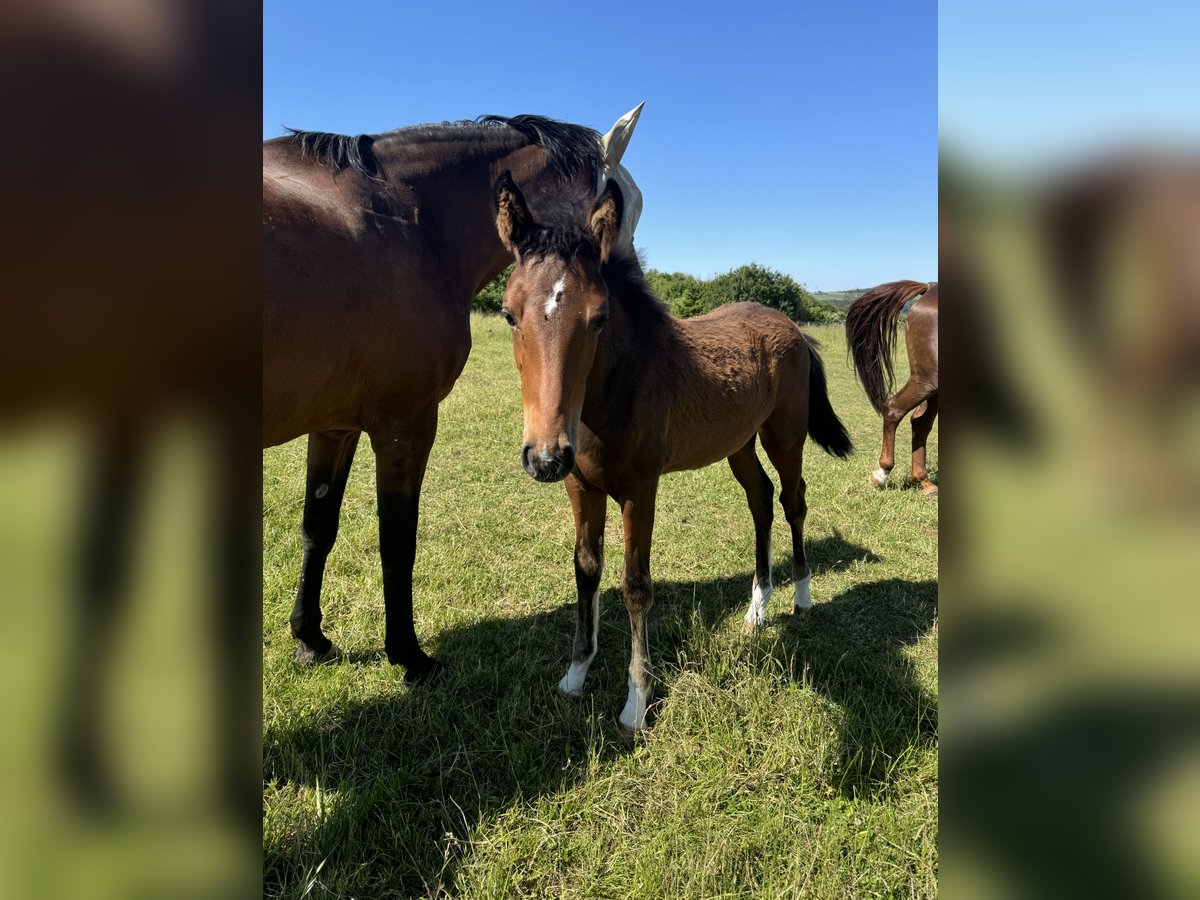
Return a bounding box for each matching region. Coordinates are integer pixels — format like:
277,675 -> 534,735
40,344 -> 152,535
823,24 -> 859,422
805,337 -> 854,458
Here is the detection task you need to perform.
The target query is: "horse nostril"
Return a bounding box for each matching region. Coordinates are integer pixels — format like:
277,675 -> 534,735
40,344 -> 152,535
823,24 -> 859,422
521,444 -> 533,471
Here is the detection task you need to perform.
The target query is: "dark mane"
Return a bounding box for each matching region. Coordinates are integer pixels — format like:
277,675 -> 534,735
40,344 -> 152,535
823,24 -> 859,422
283,114 -> 601,185
603,249 -> 671,326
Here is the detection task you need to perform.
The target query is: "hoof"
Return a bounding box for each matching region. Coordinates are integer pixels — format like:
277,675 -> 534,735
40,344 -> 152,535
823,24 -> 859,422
742,610 -> 766,633
793,604 -> 811,618
870,468 -> 889,489
400,655 -> 443,684
616,719 -> 646,741
921,481 -> 939,497
558,676 -> 584,698
293,642 -> 340,665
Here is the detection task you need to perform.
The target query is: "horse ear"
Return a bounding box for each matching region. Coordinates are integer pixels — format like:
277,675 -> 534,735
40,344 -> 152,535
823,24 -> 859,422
588,179 -> 624,264
494,170 -> 534,255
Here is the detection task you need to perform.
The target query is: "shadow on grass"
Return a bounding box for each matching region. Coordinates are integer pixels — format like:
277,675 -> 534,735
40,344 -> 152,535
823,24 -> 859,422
264,532 -> 934,896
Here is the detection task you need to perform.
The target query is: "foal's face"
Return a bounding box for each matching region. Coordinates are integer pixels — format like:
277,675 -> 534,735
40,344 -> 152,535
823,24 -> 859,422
501,254 -> 609,482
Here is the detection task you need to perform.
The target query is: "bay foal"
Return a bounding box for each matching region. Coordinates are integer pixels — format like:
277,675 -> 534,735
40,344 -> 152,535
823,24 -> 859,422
494,174 -> 853,732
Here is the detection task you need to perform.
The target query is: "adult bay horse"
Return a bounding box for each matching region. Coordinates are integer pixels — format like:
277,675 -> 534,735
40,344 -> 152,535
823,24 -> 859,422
845,282 -> 939,495
263,109 -> 642,677
493,173 -> 854,733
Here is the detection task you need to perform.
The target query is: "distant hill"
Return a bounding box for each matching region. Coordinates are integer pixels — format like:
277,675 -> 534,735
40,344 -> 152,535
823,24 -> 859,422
811,290 -> 866,310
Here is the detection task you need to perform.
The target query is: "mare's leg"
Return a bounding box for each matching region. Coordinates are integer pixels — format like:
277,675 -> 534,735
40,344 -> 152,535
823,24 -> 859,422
910,392 -> 939,495
872,378 -> 934,488
558,474 -> 608,696
727,438 -> 776,628
59,422 -> 145,807
291,430 -> 361,663
760,425 -> 812,614
617,482 -> 658,734
369,407 -> 439,681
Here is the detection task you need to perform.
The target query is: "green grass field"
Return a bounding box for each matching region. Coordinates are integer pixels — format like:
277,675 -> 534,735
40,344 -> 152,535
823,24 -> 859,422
263,316 -> 938,898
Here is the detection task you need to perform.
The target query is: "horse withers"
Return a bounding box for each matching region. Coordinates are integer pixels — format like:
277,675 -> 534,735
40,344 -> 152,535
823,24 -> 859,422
263,108 -> 643,678
493,172 -> 854,733
844,282 -> 939,496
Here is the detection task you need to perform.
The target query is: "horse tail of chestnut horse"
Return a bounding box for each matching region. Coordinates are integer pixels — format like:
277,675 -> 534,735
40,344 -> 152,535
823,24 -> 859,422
803,336 -> 855,459
844,280 -> 931,413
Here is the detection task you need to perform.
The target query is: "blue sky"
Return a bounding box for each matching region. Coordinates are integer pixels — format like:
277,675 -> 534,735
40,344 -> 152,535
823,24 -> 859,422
264,1 -> 936,290
940,1 -> 1200,168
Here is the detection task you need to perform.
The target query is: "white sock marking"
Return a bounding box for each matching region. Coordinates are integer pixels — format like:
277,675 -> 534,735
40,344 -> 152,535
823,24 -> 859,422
743,535 -> 772,627
543,277 -> 565,319
794,572 -> 813,610
558,588 -> 600,696
618,675 -> 651,732
871,467 -> 889,487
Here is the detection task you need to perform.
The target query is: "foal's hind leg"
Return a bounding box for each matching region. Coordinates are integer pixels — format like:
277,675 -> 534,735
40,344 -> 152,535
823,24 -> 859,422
760,426 -> 812,613
872,378 -> 934,488
559,474 -> 607,696
291,430 -> 361,663
910,392 -> 939,496
727,439 -> 775,628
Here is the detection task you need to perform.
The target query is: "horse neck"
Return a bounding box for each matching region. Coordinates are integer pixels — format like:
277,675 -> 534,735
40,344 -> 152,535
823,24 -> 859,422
585,260 -> 671,419
370,137 -> 584,304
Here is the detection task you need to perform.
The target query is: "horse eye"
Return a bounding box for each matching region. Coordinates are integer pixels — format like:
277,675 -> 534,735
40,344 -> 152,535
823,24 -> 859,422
500,308 -> 517,328
591,313 -> 609,332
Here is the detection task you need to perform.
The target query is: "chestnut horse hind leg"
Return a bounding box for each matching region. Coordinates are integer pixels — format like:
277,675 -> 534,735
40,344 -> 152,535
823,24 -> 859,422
368,405 -> 440,681
910,392 -> 939,495
291,430 -> 361,663
616,482 -> 658,734
559,474 -> 608,697
871,378 -> 935,489
727,438 -> 776,628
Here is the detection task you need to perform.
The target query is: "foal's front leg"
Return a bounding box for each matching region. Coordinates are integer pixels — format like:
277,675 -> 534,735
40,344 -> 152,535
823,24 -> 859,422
617,483 -> 658,734
559,475 -> 607,696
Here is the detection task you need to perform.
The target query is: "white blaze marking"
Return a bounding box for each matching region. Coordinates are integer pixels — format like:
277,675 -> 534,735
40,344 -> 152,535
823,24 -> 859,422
619,675 -> 651,732
558,587 -> 601,697
544,277 -> 565,318
743,536 -> 773,628
794,572 -> 813,611
315,484 -> 329,499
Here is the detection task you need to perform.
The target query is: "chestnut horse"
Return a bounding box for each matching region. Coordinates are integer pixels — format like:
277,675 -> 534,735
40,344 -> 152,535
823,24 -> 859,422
493,173 -> 854,733
263,111 -> 642,678
845,282 -> 939,495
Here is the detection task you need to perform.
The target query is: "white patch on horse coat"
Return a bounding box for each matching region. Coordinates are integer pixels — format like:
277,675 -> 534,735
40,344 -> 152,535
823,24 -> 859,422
871,467 -> 889,487
544,277 -> 565,318
794,572 -> 813,611
558,588 -> 601,697
619,675 -> 651,732
743,536 -> 773,627
315,483 -> 329,499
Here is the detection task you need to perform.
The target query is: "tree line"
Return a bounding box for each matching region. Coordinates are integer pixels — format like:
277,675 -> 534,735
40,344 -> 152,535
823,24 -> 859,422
474,261 -> 844,323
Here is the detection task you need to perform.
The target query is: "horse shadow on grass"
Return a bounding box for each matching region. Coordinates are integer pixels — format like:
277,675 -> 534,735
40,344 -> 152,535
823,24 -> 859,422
263,532 -> 934,897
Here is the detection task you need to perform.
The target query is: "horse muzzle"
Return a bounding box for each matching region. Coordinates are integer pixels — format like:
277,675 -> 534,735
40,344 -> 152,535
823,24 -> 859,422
521,442 -> 576,483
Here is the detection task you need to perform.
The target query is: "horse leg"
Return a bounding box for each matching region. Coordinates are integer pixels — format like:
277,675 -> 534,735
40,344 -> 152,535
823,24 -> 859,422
616,481 -> 658,734
369,406 -> 439,681
291,430 -> 360,663
727,438 -> 775,629
558,474 -> 608,696
872,378 -> 933,488
760,425 -> 812,614
910,392 -> 939,495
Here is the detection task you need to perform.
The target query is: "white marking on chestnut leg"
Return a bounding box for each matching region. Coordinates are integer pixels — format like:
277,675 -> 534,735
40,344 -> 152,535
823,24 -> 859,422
558,587 -> 600,697
315,483 -> 329,499
618,675 -> 651,732
543,277 -> 565,319
794,571 -> 813,612
870,467 -> 889,487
